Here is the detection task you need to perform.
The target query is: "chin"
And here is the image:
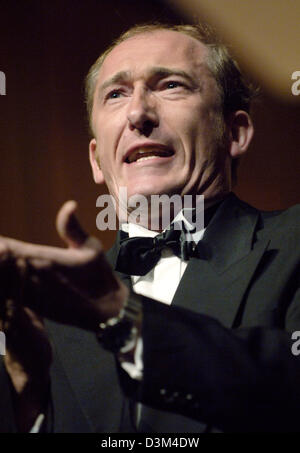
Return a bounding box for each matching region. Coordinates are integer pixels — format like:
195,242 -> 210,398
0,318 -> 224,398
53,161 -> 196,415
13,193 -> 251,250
129,180 -> 183,198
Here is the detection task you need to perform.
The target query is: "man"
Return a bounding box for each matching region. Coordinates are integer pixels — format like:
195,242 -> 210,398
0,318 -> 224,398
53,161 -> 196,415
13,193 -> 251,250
0,23 -> 299,433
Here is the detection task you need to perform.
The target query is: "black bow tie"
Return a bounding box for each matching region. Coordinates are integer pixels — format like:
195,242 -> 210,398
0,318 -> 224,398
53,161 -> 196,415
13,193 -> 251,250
115,222 -> 198,276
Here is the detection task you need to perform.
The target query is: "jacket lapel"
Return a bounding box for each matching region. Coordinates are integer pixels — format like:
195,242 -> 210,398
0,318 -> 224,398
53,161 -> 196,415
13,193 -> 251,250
172,194 -> 270,328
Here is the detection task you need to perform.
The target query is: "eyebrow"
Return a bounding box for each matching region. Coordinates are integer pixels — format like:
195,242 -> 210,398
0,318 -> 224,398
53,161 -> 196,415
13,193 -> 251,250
99,71 -> 131,94
98,65 -> 200,95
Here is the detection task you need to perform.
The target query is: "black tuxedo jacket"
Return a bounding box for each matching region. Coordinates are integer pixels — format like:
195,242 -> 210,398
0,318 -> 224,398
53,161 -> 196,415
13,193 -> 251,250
1,193 -> 300,432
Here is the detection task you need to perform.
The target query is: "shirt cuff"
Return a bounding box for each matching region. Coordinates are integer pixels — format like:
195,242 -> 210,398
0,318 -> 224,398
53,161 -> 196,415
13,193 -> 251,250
118,337 -> 143,381
29,413 -> 45,433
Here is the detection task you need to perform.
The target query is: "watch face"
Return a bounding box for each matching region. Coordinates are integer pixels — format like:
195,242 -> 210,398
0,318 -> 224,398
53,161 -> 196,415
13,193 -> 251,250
97,291 -> 142,353
98,319 -> 134,353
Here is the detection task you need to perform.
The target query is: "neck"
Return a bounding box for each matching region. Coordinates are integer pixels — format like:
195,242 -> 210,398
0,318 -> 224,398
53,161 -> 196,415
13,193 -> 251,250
119,192 -> 229,232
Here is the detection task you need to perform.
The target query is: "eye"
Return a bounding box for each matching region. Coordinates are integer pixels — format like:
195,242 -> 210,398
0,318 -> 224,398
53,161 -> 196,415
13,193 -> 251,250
165,81 -> 183,89
110,92 -> 120,98
105,89 -> 124,101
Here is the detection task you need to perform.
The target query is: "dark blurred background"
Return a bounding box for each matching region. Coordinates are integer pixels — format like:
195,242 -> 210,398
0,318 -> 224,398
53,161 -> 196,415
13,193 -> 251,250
0,0 -> 299,249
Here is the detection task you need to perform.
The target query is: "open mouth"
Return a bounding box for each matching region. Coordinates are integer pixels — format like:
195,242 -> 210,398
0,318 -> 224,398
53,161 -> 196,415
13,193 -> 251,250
125,147 -> 174,164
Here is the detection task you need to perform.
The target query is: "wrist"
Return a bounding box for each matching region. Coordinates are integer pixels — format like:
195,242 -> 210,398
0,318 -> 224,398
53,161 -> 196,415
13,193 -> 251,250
97,290 -> 143,353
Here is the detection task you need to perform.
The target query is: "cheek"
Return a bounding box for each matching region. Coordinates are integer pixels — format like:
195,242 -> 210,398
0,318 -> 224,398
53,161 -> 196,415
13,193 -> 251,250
95,134 -> 115,172
161,107 -> 200,153
190,106 -> 224,148
179,117 -> 208,155
97,111 -> 126,158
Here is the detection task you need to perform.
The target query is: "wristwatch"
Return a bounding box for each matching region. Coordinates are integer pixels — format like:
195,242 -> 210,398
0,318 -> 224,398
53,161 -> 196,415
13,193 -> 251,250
97,290 -> 143,353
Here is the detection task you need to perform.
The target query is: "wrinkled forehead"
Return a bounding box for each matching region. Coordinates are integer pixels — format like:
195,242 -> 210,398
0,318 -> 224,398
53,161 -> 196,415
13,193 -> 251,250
96,29 -> 210,87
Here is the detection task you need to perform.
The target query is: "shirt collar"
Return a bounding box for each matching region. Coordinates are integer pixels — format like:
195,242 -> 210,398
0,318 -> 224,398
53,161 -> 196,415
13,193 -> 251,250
121,209 -> 205,244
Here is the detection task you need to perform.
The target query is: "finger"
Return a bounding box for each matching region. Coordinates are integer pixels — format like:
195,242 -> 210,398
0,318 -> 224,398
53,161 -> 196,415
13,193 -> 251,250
23,307 -> 45,331
56,200 -> 88,249
0,235 -> 97,267
0,241 -> 10,261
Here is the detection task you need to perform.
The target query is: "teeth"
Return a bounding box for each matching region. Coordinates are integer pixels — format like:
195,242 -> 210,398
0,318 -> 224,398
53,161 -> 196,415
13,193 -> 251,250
136,155 -> 158,162
127,147 -> 173,163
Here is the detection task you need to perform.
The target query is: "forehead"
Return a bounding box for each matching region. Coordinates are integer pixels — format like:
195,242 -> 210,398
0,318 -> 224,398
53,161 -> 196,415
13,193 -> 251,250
97,30 -> 209,85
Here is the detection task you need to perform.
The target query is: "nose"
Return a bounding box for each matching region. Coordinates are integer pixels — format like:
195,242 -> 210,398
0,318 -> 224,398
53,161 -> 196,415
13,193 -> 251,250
127,86 -> 159,134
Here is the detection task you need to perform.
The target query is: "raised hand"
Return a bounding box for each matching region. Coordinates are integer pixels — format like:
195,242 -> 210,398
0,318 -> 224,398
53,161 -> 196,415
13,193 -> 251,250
0,200 -> 128,332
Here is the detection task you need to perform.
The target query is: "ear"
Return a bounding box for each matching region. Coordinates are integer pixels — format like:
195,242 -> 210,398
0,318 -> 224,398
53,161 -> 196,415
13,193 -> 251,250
89,138 -> 105,184
227,110 -> 254,158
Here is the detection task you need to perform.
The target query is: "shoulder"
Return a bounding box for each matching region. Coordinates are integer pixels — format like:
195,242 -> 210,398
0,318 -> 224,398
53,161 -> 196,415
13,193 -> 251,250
231,193 -> 299,226
259,203 -> 299,234
233,195 -> 300,245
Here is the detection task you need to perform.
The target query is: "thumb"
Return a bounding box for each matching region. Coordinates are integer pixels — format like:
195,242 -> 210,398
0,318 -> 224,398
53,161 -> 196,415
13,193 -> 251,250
56,200 -> 88,248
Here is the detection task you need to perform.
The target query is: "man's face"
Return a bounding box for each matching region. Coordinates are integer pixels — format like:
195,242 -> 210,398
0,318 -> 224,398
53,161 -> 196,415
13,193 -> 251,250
90,30 -> 230,203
